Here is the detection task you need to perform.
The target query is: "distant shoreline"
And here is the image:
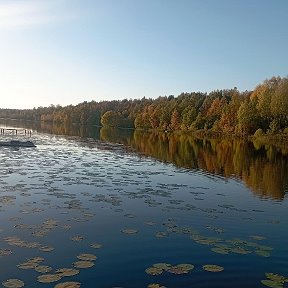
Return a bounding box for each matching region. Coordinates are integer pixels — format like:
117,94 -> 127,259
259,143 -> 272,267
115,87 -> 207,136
1,76 -> 287,141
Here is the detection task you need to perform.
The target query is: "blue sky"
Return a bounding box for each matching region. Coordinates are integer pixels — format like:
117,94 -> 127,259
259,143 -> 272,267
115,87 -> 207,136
0,0 -> 287,109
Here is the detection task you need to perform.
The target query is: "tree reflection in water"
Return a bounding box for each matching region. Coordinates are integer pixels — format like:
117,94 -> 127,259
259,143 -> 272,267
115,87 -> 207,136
1,119 -> 287,200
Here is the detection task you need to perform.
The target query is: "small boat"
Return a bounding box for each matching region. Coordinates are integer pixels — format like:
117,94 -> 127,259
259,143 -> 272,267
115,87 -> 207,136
0,140 -> 36,147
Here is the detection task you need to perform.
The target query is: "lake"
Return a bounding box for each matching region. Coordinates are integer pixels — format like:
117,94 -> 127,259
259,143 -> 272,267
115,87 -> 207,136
0,120 -> 288,288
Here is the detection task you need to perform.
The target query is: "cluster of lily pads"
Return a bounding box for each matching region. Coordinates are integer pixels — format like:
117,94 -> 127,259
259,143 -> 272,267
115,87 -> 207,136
3,236 -> 54,252
2,251 -> 99,287
261,272 -> 288,288
161,221 -> 273,258
145,262 -> 224,276
2,279 -> 25,288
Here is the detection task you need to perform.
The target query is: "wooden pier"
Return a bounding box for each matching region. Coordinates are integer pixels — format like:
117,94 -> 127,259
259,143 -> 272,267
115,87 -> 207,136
0,128 -> 32,135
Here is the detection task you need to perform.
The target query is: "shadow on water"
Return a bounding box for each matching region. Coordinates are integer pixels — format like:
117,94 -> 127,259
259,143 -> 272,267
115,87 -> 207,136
1,119 -> 288,200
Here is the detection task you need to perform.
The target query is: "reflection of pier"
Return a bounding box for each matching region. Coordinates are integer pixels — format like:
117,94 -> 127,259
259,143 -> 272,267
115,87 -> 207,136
0,128 -> 32,135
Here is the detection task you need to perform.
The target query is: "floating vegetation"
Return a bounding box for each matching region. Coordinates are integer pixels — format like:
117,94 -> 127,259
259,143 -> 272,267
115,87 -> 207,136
37,274 -> 62,283
63,225 -> 72,230
3,236 -> 41,250
20,208 -> 44,214
146,263 -> 194,276
195,237 -> 221,246
71,236 -> 84,242
147,284 -> 166,288
28,257 -> 45,263
144,199 -> 162,207
0,195 -> 16,206
145,267 -> 163,276
124,213 -> 136,218
54,282 -> 81,288
39,245 -> 55,252
0,249 -> 12,257
73,261 -> 95,269
265,273 -> 286,282
261,272 -> 288,287
255,250 -> 271,258
261,280 -> 283,288
175,264 -> 194,271
160,221 -> 274,258
250,235 -> 266,241
2,279 -> 24,288
202,265 -> 224,272
152,263 -> 172,270
90,243 -> 102,249
167,264 -> 194,275
121,229 -> 138,235
206,225 -> 225,233
35,265 -> 53,273
211,247 -> 230,255
77,253 -> 97,261
231,247 -> 251,255
17,261 -> 39,270
155,232 -> 168,238
56,268 -> 80,277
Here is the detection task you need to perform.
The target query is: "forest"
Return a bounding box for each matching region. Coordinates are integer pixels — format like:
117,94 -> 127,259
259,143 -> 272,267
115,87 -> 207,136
0,76 -> 287,136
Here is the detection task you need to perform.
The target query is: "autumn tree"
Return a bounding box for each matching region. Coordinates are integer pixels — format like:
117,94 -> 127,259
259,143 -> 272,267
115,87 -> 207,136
101,111 -> 125,128
170,109 -> 181,130
237,99 -> 260,134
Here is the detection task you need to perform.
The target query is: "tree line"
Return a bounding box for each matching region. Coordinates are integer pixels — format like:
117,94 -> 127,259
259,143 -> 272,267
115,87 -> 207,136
0,76 -> 287,136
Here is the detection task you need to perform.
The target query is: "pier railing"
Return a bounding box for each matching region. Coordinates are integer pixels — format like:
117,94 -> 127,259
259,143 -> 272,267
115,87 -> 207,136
0,128 -> 32,135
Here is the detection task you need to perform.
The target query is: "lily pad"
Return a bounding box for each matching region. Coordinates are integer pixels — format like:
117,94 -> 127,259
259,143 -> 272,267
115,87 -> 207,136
167,266 -> 189,275
56,268 -> 80,277
121,229 -> 138,235
28,257 -> 45,263
54,282 -> 81,288
152,263 -> 172,270
0,249 -> 12,257
90,243 -> 102,249
265,273 -> 286,282
73,261 -> 94,269
71,236 -> 84,242
76,254 -> 97,261
35,265 -> 53,273
255,250 -> 271,258
17,261 -> 38,270
211,247 -> 229,255
250,235 -> 266,241
2,279 -> 24,288
37,274 -> 62,283
231,247 -> 251,255
39,246 -> 55,252
176,263 -> 194,271
202,264 -> 224,272
145,267 -> 163,276
261,280 -> 283,288
155,232 -> 168,238
147,284 -> 166,288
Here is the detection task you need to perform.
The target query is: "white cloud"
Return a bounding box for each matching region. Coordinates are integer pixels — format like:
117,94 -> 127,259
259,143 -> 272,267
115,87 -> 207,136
0,0 -> 77,29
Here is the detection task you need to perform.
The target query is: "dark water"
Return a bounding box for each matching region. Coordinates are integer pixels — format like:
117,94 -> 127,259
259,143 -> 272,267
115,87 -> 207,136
0,120 -> 288,288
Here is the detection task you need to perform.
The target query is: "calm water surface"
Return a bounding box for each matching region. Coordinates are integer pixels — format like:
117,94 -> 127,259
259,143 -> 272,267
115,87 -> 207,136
0,121 -> 288,288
